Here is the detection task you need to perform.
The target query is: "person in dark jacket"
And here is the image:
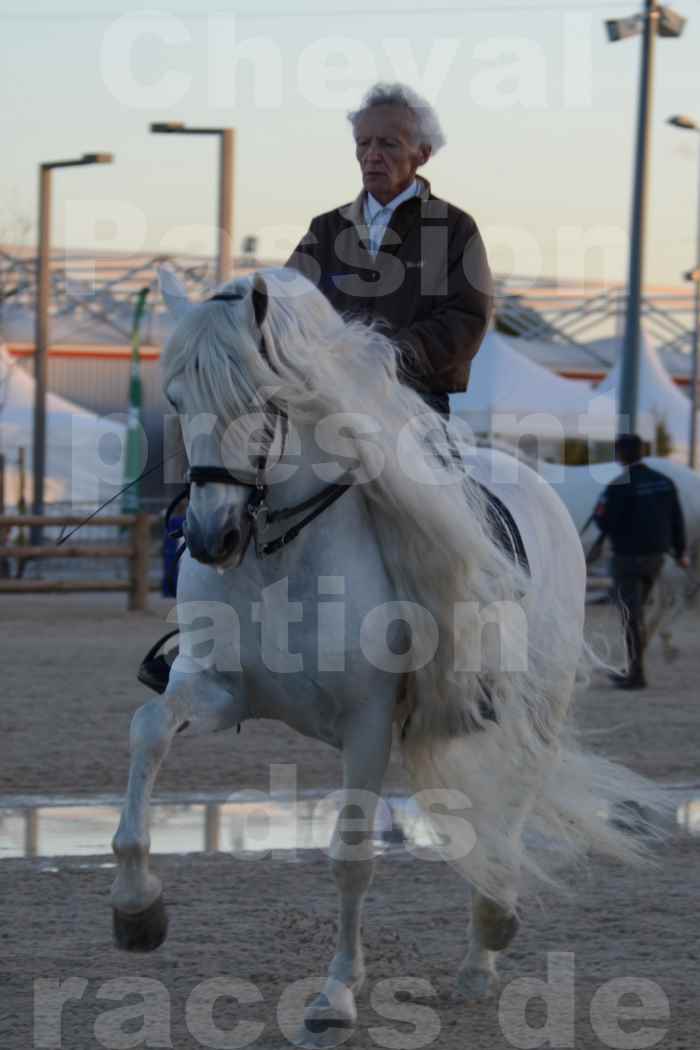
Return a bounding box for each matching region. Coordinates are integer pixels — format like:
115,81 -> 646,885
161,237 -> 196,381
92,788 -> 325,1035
286,82 -> 493,418
593,433 -> 688,689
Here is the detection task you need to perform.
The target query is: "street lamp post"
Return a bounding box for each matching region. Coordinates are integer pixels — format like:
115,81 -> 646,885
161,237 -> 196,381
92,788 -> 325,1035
686,265 -> 700,468
605,2 -> 685,433
32,153 -> 113,540
150,123 -> 235,285
668,115 -> 700,468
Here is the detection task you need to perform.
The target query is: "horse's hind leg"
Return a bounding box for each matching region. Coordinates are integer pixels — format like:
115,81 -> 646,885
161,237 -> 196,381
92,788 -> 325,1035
457,892 -> 520,1000
110,673 -> 243,951
297,704 -> 393,1047
456,797 -> 529,1001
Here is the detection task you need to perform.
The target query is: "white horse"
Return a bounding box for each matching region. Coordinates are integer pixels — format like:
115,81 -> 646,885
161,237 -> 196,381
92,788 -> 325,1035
110,268 -> 660,1046
536,459 -> 700,660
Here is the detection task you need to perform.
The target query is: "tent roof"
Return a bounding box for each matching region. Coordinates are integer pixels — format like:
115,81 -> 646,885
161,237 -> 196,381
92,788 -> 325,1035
596,332 -> 692,456
1,345 -> 95,419
0,344 -> 127,505
449,331 -> 621,439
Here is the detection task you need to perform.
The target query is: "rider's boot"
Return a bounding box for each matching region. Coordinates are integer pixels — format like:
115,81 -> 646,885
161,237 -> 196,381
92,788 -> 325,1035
137,631 -> 179,694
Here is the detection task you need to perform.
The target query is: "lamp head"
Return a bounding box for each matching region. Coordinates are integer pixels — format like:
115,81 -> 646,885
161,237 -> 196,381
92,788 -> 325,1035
668,114 -> 699,131
150,122 -> 186,133
657,6 -> 686,38
605,15 -> 643,42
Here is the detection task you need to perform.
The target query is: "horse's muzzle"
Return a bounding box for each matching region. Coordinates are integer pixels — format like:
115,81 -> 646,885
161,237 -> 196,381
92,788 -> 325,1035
184,510 -> 250,567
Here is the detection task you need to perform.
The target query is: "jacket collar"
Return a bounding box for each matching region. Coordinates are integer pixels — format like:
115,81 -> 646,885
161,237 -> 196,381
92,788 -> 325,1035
340,174 -> 431,229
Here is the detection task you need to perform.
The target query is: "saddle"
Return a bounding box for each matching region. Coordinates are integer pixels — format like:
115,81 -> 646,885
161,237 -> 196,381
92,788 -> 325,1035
477,482 -> 530,574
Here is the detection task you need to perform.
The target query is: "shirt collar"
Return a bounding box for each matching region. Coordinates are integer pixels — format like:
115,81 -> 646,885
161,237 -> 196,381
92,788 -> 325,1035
364,179 -> 419,221
341,175 -> 430,229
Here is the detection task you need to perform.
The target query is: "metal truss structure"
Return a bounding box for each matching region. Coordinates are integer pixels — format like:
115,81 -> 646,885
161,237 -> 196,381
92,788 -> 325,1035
495,280 -> 697,357
0,246 -> 236,345
1,246 -> 696,364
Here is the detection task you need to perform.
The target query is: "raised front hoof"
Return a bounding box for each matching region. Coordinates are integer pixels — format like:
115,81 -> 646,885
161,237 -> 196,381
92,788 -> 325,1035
293,995 -> 355,1049
112,895 -> 168,952
456,966 -> 500,1003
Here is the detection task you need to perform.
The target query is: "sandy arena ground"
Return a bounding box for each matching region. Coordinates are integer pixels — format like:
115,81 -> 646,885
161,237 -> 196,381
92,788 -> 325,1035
1,593 -> 699,1049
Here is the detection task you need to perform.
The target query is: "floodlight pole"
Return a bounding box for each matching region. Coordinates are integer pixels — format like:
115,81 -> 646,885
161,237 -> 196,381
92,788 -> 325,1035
149,124 -> 235,285
690,268 -> 700,468
32,154 -> 113,544
618,0 -> 658,434
687,133 -> 700,469
218,129 -> 235,286
667,116 -> 700,467
34,164 -> 52,532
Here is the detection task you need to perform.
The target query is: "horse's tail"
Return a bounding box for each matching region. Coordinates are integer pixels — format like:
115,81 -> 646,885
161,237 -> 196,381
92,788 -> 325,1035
399,672 -> 670,908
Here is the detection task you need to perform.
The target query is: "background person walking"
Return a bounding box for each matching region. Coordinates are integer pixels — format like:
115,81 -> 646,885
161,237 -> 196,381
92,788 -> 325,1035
592,433 -> 688,689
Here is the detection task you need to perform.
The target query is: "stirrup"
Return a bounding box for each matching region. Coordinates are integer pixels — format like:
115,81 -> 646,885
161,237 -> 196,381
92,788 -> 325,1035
137,629 -> 180,694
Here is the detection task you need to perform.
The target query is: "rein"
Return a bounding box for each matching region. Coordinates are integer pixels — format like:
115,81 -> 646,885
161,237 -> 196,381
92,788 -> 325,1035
60,289 -> 356,559
179,459 -> 355,560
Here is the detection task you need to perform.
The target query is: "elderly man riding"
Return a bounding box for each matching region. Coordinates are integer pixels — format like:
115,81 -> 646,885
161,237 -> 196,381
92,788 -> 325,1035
287,81 -> 493,418
139,83 -> 493,694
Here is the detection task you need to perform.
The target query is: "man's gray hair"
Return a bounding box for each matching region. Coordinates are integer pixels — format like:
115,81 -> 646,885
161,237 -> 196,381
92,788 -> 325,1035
347,82 -> 446,155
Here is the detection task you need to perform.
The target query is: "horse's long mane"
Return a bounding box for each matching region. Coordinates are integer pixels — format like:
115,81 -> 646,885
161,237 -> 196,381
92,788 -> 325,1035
163,267 -> 553,722
163,268 -> 661,901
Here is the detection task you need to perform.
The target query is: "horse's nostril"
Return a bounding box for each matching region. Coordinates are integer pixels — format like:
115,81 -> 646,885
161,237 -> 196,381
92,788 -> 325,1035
223,528 -> 240,553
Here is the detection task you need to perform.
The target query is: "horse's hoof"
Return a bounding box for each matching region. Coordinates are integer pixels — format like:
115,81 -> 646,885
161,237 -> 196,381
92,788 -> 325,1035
477,901 -> 520,951
293,1020 -> 355,1049
456,966 -> 500,1002
112,895 -> 168,952
293,994 -> 355,1048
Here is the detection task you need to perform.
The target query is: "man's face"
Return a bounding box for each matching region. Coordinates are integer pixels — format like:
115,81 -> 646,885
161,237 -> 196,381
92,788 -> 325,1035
354,105 -> 431,205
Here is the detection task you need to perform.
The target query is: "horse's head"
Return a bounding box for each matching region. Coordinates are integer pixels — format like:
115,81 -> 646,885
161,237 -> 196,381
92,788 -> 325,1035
160,267 -> 275,567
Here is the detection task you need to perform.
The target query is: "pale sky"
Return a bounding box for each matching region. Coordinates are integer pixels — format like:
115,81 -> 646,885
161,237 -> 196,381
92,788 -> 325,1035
2,0 -> 699,287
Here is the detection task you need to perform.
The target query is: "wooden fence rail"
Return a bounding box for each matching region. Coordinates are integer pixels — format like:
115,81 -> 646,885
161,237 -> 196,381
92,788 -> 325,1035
0,513 -> 154,610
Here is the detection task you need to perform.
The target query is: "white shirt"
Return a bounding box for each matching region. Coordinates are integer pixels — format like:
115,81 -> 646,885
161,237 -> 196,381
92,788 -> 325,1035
362,180 -> 419,257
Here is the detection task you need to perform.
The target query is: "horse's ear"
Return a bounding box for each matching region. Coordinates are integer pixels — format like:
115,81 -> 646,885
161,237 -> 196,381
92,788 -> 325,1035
158,265 -> 193,321
251,272 -> 268,329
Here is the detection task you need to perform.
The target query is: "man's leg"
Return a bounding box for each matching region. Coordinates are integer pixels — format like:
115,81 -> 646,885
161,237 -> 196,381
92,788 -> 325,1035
634,555 -> 665,681
612,557 -> 646,686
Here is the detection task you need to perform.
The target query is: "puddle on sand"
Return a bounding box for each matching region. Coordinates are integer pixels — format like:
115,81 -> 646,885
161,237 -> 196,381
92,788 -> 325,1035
0,787 -> 697,863
0,793 -> 435,861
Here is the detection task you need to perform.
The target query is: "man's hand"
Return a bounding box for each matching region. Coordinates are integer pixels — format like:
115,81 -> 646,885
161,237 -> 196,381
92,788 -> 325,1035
676,553 -> 690,570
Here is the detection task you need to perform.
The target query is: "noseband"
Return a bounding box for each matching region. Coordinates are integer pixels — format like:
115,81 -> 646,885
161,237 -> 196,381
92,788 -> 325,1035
168,292 -> 354,561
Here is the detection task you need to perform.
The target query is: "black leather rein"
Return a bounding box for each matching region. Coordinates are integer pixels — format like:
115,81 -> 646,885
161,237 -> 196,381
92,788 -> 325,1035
182,458 -> 355,560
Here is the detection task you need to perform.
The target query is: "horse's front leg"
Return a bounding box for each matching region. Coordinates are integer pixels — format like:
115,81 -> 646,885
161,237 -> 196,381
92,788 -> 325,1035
110,672 -> 243,951
298,703 -> 393,1048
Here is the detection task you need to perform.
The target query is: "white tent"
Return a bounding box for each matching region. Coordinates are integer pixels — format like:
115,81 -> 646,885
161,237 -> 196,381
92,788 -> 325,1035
0,346 -> 128,507
449,331 -> 629,442
596,331 -> 694,462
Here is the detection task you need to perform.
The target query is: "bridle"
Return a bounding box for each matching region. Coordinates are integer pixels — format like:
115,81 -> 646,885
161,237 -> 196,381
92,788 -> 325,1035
167,292 -> 355,562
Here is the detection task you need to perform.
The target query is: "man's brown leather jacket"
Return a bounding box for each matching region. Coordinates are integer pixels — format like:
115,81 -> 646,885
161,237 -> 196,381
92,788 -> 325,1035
286,176 -> 493,415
